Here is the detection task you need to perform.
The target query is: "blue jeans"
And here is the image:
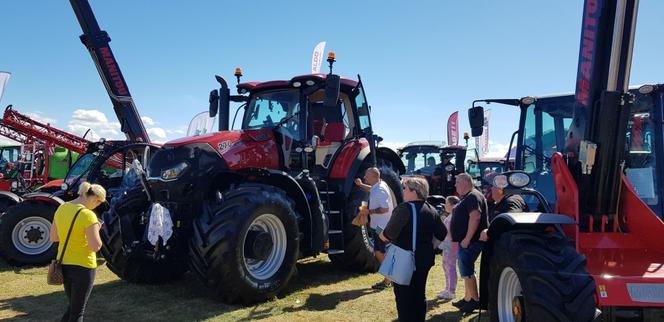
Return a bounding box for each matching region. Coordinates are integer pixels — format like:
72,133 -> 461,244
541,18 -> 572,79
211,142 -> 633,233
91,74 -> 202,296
457,241 -> 483,278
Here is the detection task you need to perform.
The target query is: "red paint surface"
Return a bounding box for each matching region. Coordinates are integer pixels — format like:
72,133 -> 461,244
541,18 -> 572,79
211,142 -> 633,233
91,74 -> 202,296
330,138 -> 369,179
552,152 -> 664,306
164,129 -> 280,170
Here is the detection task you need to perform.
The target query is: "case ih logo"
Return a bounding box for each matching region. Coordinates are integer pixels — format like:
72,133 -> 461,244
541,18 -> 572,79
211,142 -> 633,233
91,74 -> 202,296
99,46 -> 129,96
218,140 -> 233,154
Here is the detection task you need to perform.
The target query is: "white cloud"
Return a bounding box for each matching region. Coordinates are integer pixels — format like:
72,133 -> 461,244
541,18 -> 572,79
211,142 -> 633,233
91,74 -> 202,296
147,127 -> 167,140
379,141 -> 408,153
141,116 -> 156,126
67,109 -> 122,141
25,111 -> 57,125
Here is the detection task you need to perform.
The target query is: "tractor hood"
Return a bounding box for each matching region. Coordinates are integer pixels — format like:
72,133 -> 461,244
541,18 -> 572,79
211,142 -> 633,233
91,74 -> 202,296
162,129 -> 280,171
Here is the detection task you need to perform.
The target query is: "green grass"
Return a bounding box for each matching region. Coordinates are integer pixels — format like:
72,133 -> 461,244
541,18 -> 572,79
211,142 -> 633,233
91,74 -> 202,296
0,256 -> 487,322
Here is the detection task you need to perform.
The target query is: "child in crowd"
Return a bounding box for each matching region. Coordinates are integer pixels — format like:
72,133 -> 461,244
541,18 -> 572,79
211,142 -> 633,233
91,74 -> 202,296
437,196 -> 460,300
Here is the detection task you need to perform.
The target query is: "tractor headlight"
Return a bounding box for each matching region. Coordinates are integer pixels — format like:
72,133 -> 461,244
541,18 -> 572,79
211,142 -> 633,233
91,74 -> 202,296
11,181 -> 18,190
507,172 -> 531,188
492,175 -> 509,189
160,162 -> 189,181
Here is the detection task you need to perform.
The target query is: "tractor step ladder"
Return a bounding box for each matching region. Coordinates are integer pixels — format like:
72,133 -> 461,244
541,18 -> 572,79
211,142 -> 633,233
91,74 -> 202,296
318,179 -> 345,254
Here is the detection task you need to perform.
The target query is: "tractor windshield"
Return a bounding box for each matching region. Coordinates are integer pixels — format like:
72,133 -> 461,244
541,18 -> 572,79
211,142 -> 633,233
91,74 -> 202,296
400,146 -> 442,176
242,89 -> 301,137
64,152 -> 97,186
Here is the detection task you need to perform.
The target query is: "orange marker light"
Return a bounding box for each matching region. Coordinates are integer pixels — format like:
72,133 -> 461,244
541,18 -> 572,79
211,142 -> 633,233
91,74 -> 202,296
463,131 -> 470,139
234,67 -> 243,77
327,51 -> 336,61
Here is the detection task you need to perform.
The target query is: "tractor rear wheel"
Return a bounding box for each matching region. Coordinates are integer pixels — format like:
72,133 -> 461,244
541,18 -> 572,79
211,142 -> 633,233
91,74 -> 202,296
100,189 -> 187,283
0,202 -> 58,265
488,230 -> 597,322
329,164 -> 402,272
189,183 -> 299,304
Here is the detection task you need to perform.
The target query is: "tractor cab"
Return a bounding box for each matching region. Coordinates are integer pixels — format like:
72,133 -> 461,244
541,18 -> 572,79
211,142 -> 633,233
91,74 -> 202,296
397,142 -> 466,196
472,85 -> 664,219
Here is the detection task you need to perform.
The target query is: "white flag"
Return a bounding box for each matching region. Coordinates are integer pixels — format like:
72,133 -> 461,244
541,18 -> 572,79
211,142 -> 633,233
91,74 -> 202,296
479,109 -> 491,157
187,111 -> 216,136
311,41 -> 326,74
0,72 -> 11,104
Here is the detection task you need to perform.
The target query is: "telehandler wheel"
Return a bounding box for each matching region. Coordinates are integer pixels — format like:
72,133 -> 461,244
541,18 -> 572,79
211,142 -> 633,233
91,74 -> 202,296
329,164 -> 402,272
189,183 -> 299,304
0,202 -> 57,265
100,190 -> 188,283
488,230 -> 597,322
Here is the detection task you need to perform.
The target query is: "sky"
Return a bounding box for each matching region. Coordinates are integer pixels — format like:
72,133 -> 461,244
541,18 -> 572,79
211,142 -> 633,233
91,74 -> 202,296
1,1 -> 663,157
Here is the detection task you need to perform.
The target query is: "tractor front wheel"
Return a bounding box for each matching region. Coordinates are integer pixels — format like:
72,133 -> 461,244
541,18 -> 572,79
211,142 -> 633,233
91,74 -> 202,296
488,230 -> 597,322
189,183 -> 299,304
100,189 -> 188,283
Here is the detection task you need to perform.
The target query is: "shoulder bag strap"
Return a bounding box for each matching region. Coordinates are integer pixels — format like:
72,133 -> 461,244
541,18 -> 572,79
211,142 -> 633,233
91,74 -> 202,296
409,202 -> 417,252
58,208 -> 84,262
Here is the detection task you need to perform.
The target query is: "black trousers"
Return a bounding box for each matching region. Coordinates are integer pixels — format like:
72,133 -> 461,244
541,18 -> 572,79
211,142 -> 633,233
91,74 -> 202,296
61,265 -> 96,322
393,266 -> 431,322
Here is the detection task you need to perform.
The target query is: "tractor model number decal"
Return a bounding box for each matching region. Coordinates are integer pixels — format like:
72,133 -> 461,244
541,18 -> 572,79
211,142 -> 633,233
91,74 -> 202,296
218,140 -> 233,154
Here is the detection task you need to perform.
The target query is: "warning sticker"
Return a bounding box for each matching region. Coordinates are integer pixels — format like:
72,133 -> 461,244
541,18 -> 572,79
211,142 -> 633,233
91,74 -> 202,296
599,285 -> 608,298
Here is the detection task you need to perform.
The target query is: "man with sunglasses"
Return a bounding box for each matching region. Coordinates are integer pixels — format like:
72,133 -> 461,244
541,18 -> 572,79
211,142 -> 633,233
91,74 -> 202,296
355,167 -> 394,290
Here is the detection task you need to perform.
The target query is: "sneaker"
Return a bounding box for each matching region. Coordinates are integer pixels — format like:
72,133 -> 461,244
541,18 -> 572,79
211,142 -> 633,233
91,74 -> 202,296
437,290 -> 455,300
452,298 -> 468,308
460,299 -> 480,314
371,281 -> 390,290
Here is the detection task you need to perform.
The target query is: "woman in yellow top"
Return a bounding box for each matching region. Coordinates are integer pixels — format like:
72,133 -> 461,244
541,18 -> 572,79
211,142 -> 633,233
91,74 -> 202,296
49,182 -> 106,322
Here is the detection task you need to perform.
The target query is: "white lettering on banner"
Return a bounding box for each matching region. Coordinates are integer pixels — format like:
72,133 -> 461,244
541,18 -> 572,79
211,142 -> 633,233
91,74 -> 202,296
447,111 -> 459,146
479,109 -> 491,157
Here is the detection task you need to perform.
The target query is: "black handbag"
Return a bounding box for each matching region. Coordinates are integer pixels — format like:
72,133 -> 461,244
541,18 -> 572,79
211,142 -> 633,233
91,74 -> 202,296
47,208 -> 83,285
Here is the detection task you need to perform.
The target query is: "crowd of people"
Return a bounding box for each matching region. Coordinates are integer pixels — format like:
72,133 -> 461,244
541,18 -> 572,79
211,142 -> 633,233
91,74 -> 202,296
355,167 -> 528,321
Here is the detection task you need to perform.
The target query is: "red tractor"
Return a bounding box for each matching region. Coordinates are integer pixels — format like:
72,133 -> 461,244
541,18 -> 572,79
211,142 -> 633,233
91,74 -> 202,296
468,1 -> 664,320
99,60 -> 405,303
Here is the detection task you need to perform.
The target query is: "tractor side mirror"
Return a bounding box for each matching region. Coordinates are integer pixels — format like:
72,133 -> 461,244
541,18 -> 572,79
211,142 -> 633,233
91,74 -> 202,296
468,105 -> 485,137
324,74 -> 341,108
209,89 -> 219,118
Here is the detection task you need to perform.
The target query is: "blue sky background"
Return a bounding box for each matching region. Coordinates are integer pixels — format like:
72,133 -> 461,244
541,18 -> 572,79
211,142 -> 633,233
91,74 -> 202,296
1,1 -> 663,155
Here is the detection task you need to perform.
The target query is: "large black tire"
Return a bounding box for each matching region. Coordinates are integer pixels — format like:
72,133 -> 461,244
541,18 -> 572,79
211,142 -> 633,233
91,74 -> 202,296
100,189 -> 188,283
488,230 -> 597,322
329,164 -> 403,272
189,183 -> 300,304
0,202 -> 58,265
0,195 -> 19,215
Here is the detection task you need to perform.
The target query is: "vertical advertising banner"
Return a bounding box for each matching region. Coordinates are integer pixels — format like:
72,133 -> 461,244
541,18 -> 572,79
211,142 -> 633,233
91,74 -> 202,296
479,109 -> 491,157
0,72 -> 11,104
187,111 -> 216,137
447,111 -> 459,146
311,42 -> 326,74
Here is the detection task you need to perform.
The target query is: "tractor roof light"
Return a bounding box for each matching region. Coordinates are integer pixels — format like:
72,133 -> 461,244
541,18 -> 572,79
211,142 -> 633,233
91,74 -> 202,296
305,80 -> 315,86
234,67 -> 243,84
638,84 -> 656,94
327,51 -> 336,62
520,96 -> 536,105
292,81 -> 302,88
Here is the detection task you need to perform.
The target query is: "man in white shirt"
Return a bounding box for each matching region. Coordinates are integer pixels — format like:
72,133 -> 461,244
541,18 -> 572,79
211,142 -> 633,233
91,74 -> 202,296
355,167 -> 394,290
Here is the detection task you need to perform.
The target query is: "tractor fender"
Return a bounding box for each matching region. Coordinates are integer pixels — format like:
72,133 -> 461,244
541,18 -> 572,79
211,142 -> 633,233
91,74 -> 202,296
487,212 -> 576,238
478,212 -> 576,309
0,191 -> 22,205
20,192 -> 65,206
376,146 -> 406,175
225,168 -> 322,253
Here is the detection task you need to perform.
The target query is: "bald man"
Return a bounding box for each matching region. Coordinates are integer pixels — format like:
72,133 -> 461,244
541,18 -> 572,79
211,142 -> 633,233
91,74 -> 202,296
355,167 -> 394,290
